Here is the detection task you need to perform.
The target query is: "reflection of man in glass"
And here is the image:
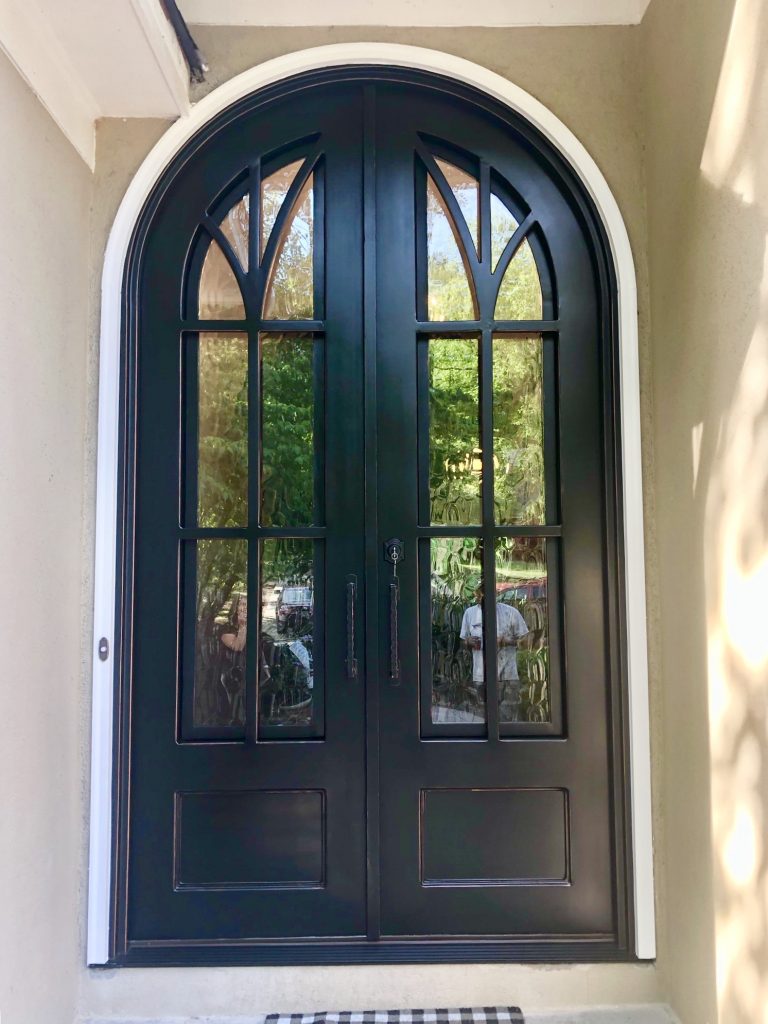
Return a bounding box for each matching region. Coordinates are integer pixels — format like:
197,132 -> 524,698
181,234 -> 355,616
460,583 -> 529,719
220,593 -> 247,653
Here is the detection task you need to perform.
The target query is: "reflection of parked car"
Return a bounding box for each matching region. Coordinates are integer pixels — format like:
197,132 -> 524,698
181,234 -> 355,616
276,586 -> 314,634
498,578 -> 547,604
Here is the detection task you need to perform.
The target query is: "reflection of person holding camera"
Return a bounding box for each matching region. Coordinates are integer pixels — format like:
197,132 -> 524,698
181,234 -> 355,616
461,583 -> 529,719
220,593 -> 247,652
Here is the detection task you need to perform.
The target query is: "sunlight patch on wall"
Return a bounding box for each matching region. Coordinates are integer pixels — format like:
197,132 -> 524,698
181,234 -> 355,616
691,421 -> 704,493
701,0 -> 768,211
706,243 -> 768,1024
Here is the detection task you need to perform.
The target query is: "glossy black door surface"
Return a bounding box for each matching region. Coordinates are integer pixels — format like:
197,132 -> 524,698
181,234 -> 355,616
116,71 -> 631,965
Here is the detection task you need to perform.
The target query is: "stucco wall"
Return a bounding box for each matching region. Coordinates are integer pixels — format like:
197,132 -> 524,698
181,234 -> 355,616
0,49 -> 92,1024
642,0 -> 768,1021
77,25 -> 666,1021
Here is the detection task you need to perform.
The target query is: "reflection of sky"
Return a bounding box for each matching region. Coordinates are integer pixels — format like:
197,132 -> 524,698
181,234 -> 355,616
427,177 -> 520,270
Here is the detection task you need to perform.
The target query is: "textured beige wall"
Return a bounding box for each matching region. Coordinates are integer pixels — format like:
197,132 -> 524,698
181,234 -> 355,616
642,0 -> 768,1022
77,26 -> 666,1020
0,49 -> 92,1024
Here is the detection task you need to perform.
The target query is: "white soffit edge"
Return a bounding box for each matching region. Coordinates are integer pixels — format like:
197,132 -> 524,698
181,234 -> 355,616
0,0 -> 190,171
179,0 -> 653,28
0,0 -> 98,167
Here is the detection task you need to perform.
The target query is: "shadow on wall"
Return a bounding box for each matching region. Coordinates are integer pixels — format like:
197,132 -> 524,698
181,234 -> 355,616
697,0 -> 768,1018
646,0 -> 768,1018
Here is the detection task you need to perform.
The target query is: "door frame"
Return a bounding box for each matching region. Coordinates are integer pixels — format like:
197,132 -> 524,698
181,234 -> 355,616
88,42 -> 654,965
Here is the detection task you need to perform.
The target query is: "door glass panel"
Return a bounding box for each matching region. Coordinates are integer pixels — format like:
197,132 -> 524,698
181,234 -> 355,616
490,193 -> 520,270
435,158 -> 478,252
220,196 -> 249,271
197,332 -> 248,528
493,334 -> 545,525
495,238 -> 543,320
261,159 -> 303,257
495,536 -> 550,723
259,538 -> 315,729
263,174 -> 314,320
426,174 -> 476,321
192,538 -> 248,729
198,238 -> 246,319
430,537 -> 486,724
429,337 -> 482,525
261,333 -> 319,527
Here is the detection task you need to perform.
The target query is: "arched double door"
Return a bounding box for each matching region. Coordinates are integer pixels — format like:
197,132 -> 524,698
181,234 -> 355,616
116,71 -> 631,964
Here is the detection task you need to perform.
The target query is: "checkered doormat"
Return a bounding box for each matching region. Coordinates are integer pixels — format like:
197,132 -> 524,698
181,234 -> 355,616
265,1009 -> 524,1024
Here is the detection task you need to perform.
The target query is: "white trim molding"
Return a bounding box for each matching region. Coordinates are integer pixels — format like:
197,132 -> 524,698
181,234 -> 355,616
88,42 -> 656,965
130,0 -> 191,117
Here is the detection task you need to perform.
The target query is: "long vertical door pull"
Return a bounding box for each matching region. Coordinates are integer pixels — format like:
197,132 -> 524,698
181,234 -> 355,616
384,539 -> 404,681
346,574 -> 359,679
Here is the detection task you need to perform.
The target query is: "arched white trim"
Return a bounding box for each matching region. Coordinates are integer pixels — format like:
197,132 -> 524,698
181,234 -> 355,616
88,43 -> 655,964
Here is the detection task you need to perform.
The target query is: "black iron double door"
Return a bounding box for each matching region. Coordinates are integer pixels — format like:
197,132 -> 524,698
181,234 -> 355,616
123,73 -> 628,963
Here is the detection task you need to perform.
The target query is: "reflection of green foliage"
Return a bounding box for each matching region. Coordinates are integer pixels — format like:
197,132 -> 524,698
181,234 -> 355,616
262,334 -> 314,527
432,536 -> 482,597
193,538 -> 247,728
261,537 -> 313,590
494,239 -> 542,320
198,334 -> 248,529
427,179 -> 476,321
196,538 -> 247,623
426,178 -> 545,529
429,339 -> 481,524
195,170 -> 318,616
429,336 -> 545,528
493,338 -> 544,524
263,180 -> 313,320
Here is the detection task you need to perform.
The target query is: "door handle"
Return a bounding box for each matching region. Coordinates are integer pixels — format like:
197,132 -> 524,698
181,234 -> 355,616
346,574 -> 358,679
383,538 -> 404,682
389,577 -> 400,680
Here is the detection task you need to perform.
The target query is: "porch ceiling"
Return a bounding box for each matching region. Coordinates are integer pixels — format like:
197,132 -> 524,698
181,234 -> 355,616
0,0 -> 652,169
0,0 -> 189,169
179,0 -> 653,28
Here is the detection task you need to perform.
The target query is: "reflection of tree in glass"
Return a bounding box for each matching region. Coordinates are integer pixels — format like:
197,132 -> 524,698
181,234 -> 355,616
219,196 -> 249,270
436,159 -> 479,250
427,176 -> 476,321
495,239 -> 542,320
260,160 -> 302,257
493,337 -> 545,525
198,240 -> 246,319
430,537 -> 483,720
429,338 -> 482,524
263,176 -> 313,320
198,334 -> 248,528
490,192 -> 519,268
193,538 -> 247,727
261,334 -> 314,527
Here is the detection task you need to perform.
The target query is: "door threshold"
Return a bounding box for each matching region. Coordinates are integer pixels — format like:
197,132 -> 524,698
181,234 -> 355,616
104,936 -> 633,967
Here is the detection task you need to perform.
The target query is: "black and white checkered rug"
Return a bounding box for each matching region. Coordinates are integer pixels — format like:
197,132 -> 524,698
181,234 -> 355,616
265,1009 -> 524,1024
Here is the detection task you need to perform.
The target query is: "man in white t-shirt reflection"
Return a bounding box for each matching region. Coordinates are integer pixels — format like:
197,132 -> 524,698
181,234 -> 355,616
460,583 -> 529,720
